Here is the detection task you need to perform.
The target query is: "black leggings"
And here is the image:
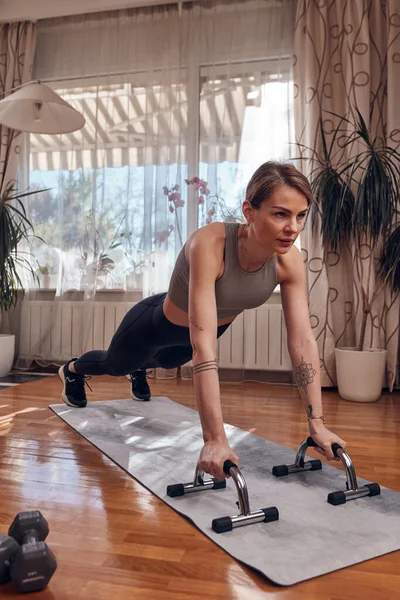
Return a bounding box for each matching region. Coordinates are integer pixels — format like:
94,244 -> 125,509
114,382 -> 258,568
73,292 -> 232,376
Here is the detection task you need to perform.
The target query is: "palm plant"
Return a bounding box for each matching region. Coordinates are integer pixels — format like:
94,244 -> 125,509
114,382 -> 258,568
0,184 -> 44,311
298,108 -> 400,351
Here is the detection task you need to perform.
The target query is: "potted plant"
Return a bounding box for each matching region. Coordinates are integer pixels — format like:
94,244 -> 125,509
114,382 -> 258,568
78,210 -> 134,292
37,264 -> 50,289
0,184 -> 42,376
299,109 -> 400,402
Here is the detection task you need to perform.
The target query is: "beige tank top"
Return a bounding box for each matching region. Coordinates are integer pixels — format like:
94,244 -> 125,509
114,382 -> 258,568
167,222 -> 278,319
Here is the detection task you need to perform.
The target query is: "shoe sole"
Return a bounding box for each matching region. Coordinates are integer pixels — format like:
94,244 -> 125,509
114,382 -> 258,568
130,390 -> 151,402
58,365 -> 87,408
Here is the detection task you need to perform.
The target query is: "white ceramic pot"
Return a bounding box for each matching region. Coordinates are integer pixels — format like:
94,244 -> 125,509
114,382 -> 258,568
335,346 -> 387,403
40,274 -> 50,289
149,368 -> 177,380
0,334 -> 15,377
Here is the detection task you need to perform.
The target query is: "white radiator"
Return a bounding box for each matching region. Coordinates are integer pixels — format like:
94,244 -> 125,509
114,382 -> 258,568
217,304 -> 292,371
19,300 -> 133,362
19,300 -> 291,371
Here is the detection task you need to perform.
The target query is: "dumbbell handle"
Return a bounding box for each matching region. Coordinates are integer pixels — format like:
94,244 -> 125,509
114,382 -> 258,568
21,530 -> 40,546
306,436 -> 343,456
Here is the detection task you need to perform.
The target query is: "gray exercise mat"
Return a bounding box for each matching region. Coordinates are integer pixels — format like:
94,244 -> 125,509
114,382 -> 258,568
50,397 -> 400,586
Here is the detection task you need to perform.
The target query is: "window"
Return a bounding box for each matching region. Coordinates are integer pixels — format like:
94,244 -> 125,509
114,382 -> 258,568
26,59 -> 296,293
27,73 -> 188,293
198,60 -> 295,228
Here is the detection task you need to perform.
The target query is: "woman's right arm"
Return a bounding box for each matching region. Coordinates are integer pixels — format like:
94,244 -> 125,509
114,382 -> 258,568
188,233 -> 239,480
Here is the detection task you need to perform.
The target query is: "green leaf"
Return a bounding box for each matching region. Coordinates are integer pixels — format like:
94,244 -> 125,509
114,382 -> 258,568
377,226 -> 400,294
0,186 -> 46,311
295,105 -> 400,325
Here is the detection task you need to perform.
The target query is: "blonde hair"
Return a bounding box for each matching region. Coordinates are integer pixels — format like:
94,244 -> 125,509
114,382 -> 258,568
246,162 -> 313,208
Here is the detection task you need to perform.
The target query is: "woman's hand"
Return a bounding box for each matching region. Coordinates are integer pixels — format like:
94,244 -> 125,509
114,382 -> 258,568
308,421 -> 346,461
197,439 -> 239,480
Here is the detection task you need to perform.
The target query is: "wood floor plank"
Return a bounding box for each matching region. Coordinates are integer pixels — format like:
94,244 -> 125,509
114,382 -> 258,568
0,374 -> 399,598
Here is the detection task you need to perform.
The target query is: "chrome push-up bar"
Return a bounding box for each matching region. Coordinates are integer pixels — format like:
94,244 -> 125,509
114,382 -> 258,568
272,437 -> 381,505
167,459 -> 279,533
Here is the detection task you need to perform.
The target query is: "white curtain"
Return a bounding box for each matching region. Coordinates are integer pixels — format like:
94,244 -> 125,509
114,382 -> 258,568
17,0 -> 297,375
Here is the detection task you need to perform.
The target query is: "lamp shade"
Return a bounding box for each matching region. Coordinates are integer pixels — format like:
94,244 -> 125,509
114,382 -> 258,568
0,82 -> 85,134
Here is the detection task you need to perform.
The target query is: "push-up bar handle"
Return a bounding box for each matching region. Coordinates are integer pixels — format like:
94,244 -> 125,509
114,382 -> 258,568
223,459 -> 238,474
306,436 -> 343,457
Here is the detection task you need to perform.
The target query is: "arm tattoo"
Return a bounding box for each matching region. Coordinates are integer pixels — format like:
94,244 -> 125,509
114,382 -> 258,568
189,318 -> 204,331
295,355 -> 317,391
192,359 -> 218,375
307,404 -> 313,419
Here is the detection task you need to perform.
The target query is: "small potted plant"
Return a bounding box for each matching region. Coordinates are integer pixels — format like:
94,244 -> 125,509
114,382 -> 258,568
299,109 -> 400,402
37,264 -> 50,289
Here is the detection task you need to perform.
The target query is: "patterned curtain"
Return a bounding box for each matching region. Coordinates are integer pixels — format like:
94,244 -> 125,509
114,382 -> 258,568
0,22 -> 36,194
293,0 -> 400,390
0,22 -> 37,337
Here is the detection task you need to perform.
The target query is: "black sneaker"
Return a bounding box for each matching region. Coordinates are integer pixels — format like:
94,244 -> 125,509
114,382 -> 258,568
130,369 -> 151,401
58,360 -> 91,408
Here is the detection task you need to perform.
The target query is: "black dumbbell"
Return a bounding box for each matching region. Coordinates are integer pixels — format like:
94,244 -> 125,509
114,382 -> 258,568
8,511 -> 57,593
0,534 -> 21,585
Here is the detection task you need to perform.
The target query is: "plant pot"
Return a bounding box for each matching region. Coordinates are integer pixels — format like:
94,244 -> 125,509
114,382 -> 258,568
0,334 -> 15,377
335,347 -> 387,403
40,274 -> 50,289
180,361 -> 193,380
147,368 -> 177,380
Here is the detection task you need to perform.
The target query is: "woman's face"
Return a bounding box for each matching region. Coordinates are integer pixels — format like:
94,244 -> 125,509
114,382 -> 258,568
243,184 -> 309,254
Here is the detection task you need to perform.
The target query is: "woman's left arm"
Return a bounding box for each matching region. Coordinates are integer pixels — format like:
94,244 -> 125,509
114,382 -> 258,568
280,247 -> 346,460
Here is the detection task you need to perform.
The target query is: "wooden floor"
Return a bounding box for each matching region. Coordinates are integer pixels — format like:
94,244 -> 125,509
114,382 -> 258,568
0,374 -> 399,600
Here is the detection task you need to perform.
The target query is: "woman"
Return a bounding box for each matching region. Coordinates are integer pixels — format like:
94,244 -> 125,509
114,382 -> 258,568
59,161 -> 346,481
